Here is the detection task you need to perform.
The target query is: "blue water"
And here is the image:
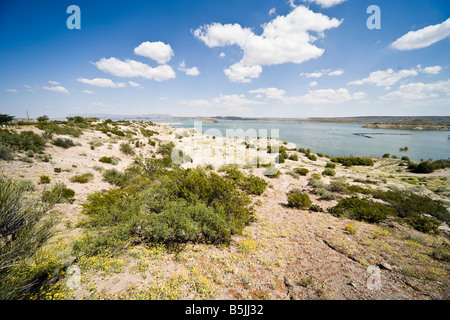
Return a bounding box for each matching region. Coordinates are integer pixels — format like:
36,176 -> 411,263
154,120 -> 450,162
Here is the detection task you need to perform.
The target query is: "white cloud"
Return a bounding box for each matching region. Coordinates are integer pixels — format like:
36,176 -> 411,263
128,81 -> 141,87
159,97 -> 168,100
269,8 -> 276,16
224,63 -> 262,83
179,94 -> 265,109
348,67 -> 418,87
194,6 -> 342,82
77,77 -> 126,88
285,88 -> 365,104
300,68 -> 343,78
219,52 -> 226,58
134,41 -> 174,64
42,86 -> 69,94
5,89 -> 17,93
380,79 -> 450,100
349,65 -> 442,87
249,87 -> 286,99
302,0 -> 347,8
178,60 -> 200,76
83,90 -> 95,94
328,69 -> 344,76
391,18 -> 450,50
420,65 -> 442,75
95,57 -> 176,81
48,80 -> 60,85
309,81 -> 318,87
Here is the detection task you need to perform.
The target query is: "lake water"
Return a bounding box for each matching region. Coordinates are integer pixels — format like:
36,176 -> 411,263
155,120 -> 449,162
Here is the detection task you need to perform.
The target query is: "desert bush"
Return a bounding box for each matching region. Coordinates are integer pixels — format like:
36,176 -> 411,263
294,167 -> 309,176
99,156 -> 120,165
313,187 -> 336,200
102,169 -> 128,187
223,167 -> 267,195
408,159 -> 450,174
322,168 -> 336,176
331,156 -> 374,167
75,164 -> 255,255
288,153 -> 299,161
0,144 -> 14,160
36,122 -> 82,138
325,162 -> 336,169
70,173 -> 94,184
42,183 -> 75,204
286,189 -> 312,209
39,175 -> 51,184
52,137 -> 75,149
119,142 -> 135,155
307,154 -> 317,161
0,130 -> 46,153
345,225 -> 356,235
0,178 -> 57,299
329,197 -> 393,223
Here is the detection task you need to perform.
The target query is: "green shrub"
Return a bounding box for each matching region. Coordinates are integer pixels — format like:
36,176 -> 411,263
70,173 -> 94,184
331,156 -> 374,167
52,137 -> 75,149
0,178 -> 57,299
325,162 -> 336,169
39,175 -> 51,184
42,183 -> 75,204
0,144 -> 14,160
345,225 -> 356,235
329,197 -> 393,223
382,153 -> 390,158
313,187 -> 336,200
307,154 -> 317,161
288,153 -> 299,161
102,169 -> 127,186
75,164 -> 255,255
36,122 -> 82,138
99,156 -> 120,165
119,142 -> 135,155
54,167 -> 61,173
0,130 -> 46,153
322,168 -> 336,176
294,167 -> 309,176
224,168 -> 267,195
286,189 -> 312,209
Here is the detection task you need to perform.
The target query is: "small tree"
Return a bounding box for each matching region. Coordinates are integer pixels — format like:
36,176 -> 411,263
0,114 -> 15,126
36,115 -> 49,122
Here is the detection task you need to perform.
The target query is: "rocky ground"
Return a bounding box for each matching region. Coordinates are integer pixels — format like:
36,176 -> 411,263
1,121 -> 449,300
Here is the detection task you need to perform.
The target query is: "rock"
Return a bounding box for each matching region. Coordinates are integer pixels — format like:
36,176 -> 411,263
378,262 -> 393,271
347,281 -> 357,288
284,276 -> 293,288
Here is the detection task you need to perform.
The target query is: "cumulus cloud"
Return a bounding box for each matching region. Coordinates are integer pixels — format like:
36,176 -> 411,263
94,57 -> 176,81
349,65 -> 442,87
179,94 -> 265,109
77,77 -> 126,88
302,0 -> 347,8
134,41 -> 174,64
391,18 -> 450,50
419,65 -> 442,75
284,88 -> 365,104
42,85 -> 69,94
309,81 -> 318,87
300,68 -> 343,78
193,6 -> 342,82
249,87 -> 286,100
128,81 -> 141,87
178,60 -> 200,76
48,80 -> 60,85
380,79 -> 450,100
348,67 -> 418,87
224,63 -> 262,83
269,8 -> 276,16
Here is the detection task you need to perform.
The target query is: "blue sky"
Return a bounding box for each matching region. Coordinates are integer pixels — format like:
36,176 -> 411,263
1,0 -> 449,119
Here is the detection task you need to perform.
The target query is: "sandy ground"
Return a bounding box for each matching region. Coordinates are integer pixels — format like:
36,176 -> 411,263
1,121 -> 449,300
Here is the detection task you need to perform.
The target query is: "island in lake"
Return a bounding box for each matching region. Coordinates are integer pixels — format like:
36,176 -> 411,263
363,119 -> 450,131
